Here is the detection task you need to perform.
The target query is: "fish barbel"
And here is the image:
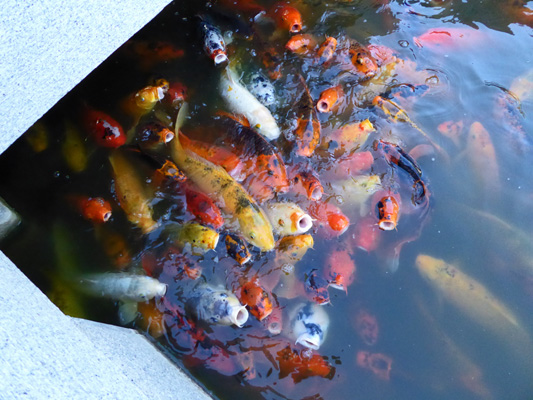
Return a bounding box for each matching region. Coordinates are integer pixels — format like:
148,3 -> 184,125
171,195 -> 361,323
219,67 -> 281,140
415,254 -> 527,341
171,132 -> 275,251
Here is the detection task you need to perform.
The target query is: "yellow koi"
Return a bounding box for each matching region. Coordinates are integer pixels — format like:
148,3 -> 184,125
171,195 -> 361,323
62,121 -> 88,173
171,133 -> 275,251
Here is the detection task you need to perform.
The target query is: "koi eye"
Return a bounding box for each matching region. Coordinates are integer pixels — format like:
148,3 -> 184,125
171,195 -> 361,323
249,232 -> 256,240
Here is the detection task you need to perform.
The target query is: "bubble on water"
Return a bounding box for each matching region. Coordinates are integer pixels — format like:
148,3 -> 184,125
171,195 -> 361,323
398,40 -> 409,48
53,171 -> 61,178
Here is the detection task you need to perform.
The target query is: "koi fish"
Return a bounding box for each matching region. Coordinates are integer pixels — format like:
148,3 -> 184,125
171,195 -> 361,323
170,132 -> 275,251
137,123 -> 175,150
184,185 -> 224,229
288,302 -> 329,350
276,234 -> 314,267
165,222 -> 220,254
304,269 -> 330,305
137,300 -> 166,338
349,40 -> 379,79
317,37 -> 337,63
308,201 -> 350,236
356,351 -> 392,380
248,73 -> 276,106
376,192 -> 401,231
350,215 -> 381,252
285,34 -> 317,54
437,120 -> 464,147
198,17 -> 228,66
83,107 -> 127,148
330,174 -> 381,213
163,81 -> 188,109
121,83 -> 167,122
325,151 -> 375,181
415,254 -> 528,343
179,132 -> 244,180
69,195 -> 112,224
262,304 -> 283,335
78,273 -> 167,302
290,165 -> 324,201
325,245 -> 356,291
216,0 -> 265,18
293,76 -> 321,157
225,233 -> 251,265
328,120 -> 374,153
109,150 -> 158,233
277,346 -> 335,383
466,121 -> 499,194
374,140 -> 428,206
218,116 -> 289,196
219,67 -> 281,140
238,277 -> 273,321
25,121 -> 48,153
353,309 -> 379,346
271,2 -> 302,33
125,40 -> 184,70
93,225 -> 131,269
264,202 -> 313,237
62,121 -> 87,173
185,284 -> 249,327
414,27 -> 484,49
316,85 -> 343,113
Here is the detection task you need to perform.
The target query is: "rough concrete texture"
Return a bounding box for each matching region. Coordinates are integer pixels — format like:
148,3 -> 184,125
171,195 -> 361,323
0,1 -> 215,399
0,0 -> 170,154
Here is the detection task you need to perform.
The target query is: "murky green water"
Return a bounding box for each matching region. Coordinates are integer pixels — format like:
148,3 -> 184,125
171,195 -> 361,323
1,1 -> 533,399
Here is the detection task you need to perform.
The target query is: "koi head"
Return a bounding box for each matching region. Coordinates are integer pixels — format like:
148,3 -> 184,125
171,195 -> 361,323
240,280 -> 273,321
376,195 -> 400,231
350,50 -> 379,78
238,205 -> 276,252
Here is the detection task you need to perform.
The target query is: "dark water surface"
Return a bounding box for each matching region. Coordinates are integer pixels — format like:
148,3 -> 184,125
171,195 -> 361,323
1,1 -> 533,399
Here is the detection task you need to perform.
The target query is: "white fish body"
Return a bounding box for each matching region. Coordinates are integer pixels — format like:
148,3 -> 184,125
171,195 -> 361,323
79,273 -> 167,302
186,284 -> 249,327
288,302 -> 329,350
248,73 -> 276,106
220,67 -> 281,140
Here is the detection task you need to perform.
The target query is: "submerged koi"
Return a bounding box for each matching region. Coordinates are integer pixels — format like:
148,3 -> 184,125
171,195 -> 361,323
94,225 -> 131,269
171,132 -> 275,251
304,269 -> 330,305
62,121 -> 87,173
308,200 -> 350,236
293,76 -> 321,157
356,351 -> 393,380
25,122 -> 49,153
353,309 -> 379,346
78,273 -> 167,302
288,302 -> 329,350
126,40 -> 184,70
325,246 -> 356,291
277,346 -> 335,383
109,150 -> 158,233
351,215 -> 381,252
317,37 -> 337,63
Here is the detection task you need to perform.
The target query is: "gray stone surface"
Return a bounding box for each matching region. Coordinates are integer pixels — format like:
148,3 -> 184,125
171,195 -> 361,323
0,1 -> 215,399
0,0 -> 170,154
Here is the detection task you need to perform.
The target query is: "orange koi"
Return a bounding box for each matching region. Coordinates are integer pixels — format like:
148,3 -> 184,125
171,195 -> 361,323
94,225 -> 131,269
349,40 -> 379,78
138,123 -> 175,149
179,132 -> 244,179
83,107 -> 126,148
285,34 -> 317,54
325,246 -> 356,291
308,201 -> 350,236
184,185 -> 224,229
121,84 -> 166,121
376,192 -> 401,231
316,85 -> 343,113
137,300 -> 166,338
163,82 -> 187,108
239,278 -> 273,321
277,346 -> 335,383
155,159 -> 187,183
225,233 -> 251,265
290,165 -> 324,201
261,304 -> 283,335
293,76 -> 321,157
353,309 -> 379,346
272,2 -> 302,33
328,119 -> 374,153
466,121 -> 500,193
69,195 -> 112,224
408,143 -> 435,161
414,27 -> 484,49
437,120 -> 464,146
350,215 -> 380,252
126,40 -> 184,70
25,122 -> 49,153
325,150 -> 374,180
356,351 -> 392,380
316,37 -> 337,63
217,0 -> 265,17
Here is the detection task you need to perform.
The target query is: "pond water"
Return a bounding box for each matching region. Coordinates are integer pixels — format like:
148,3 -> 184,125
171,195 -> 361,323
1,0 -> 533,399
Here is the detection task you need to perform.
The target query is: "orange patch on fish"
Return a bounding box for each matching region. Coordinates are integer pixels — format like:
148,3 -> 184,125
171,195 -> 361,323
277,346 -> 335,383
286,34 -> 317,54
316,37 -> 337,63
414,27 -> 484,49
71,195 -> 112,223
272,3 -> 302,33
239,278 -> 273,321
325,247 -> 356,291
376,192 -> 400,231
316,86 -> 343,113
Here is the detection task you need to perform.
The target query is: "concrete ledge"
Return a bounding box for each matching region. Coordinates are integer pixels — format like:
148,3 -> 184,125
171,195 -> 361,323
0,1 -> 214,399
